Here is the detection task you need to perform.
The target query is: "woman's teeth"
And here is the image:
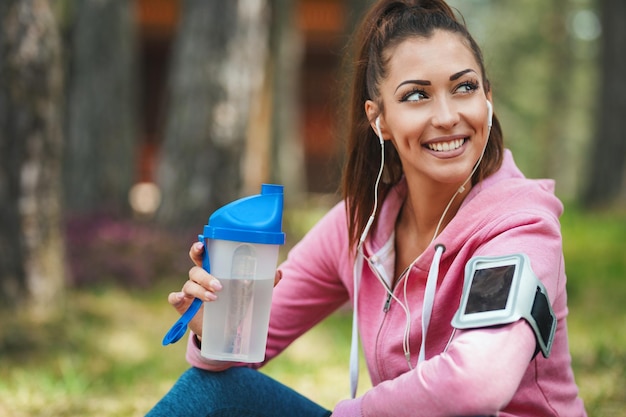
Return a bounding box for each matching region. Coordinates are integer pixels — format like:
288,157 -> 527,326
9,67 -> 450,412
427,138 -> 465,152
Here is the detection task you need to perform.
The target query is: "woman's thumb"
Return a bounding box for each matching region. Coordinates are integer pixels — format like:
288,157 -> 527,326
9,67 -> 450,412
168,291 -> 189,314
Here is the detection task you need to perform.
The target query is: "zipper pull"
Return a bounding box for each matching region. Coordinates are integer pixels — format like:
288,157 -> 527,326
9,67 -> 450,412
383,292 -> 393,312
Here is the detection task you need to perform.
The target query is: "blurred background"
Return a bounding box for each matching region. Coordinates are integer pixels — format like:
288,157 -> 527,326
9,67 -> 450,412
0,0 -> 624,416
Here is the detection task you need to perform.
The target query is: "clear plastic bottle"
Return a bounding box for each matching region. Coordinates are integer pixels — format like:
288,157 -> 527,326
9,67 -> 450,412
199,184 -> 285,362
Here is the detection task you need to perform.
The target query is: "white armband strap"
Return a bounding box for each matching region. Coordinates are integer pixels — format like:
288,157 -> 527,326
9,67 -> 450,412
451,254 -> 556,358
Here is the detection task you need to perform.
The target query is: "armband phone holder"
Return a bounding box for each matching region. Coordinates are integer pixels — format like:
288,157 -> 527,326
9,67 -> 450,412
451,253 -> 556,358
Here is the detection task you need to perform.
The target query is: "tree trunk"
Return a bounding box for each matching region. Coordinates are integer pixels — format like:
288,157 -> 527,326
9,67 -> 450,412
64,0 -> 138,214
539,0 -> 573,183
582,0 -> 626,208
157,0 -> 270,228
0,0 -> 65,315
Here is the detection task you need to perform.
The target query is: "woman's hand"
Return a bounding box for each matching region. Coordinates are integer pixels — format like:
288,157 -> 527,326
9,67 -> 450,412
167,241 -> 221,338
168,241 -> 283,339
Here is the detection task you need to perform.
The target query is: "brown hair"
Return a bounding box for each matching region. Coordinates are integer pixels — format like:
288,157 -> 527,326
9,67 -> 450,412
341,0 -> 504,249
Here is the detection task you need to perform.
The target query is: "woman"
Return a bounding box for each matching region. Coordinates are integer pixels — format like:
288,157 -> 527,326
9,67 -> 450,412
147,1 -> 587,416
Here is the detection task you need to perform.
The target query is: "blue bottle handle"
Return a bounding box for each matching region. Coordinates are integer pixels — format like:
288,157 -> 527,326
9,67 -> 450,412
162,235 -> 210,346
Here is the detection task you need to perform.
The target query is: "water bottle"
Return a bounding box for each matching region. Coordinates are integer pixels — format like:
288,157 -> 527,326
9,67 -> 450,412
199,184 -> 285,362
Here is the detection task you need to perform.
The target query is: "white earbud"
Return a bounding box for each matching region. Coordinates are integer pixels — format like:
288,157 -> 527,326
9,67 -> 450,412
486,100 -> 493,128
375,117 -> 384,145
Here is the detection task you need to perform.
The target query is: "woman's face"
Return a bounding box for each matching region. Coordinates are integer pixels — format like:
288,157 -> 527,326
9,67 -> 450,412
369,30 -> 492,189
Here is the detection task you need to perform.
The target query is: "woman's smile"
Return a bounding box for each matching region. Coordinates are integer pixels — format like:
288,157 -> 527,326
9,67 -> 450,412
423,135 -> 469,158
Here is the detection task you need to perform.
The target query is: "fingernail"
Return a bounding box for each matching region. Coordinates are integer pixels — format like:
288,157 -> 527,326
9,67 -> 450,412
194,242 -> 204,251
210,280 -> 223,291
205,291 -> 217,301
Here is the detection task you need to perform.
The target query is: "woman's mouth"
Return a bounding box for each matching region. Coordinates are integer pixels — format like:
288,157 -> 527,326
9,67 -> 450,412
426,138 -> 467,152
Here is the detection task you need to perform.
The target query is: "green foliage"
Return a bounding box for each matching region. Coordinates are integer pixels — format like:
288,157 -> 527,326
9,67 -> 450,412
561,207 -> 626,416
0,207 -> 624,415
450,0 -> 600,201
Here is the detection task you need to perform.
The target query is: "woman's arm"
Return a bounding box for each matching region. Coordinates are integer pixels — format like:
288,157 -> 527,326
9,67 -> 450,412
333,321 -> 535,417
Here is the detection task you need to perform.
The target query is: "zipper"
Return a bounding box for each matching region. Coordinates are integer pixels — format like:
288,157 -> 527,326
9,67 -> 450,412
383,292 -> 393,312
382,265 -> 411,313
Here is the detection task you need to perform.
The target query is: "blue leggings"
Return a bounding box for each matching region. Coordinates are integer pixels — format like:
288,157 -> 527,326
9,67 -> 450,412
146,366 -> 333,417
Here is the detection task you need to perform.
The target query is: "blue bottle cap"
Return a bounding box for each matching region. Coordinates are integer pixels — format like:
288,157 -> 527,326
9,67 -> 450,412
202,184 -> 286,245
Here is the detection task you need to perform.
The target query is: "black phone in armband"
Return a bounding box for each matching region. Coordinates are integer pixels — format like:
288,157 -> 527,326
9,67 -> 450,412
451,254 -> 556,358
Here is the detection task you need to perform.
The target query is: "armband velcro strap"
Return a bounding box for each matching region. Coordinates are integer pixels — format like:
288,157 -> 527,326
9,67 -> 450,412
451,254 -> 557,358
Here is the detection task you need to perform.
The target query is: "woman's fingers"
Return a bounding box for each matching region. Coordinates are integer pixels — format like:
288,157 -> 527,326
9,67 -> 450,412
186,266 -> 222,301
167,291 -> 205,336
167,291 -> 190,314
168,290 -> 185,307
167,265 -> 219,310
170,265 -> 283,340
189,241 -> 205,268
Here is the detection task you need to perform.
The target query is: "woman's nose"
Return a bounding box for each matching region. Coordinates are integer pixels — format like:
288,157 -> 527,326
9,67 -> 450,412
431,99 -> 459,129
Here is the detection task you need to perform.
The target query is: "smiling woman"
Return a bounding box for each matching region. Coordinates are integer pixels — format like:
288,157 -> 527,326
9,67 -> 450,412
147,1 -> 587,416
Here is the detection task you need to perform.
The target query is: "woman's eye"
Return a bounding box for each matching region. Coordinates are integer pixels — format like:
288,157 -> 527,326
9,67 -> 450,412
456,81 -> 479,94
402,89 -> 428,102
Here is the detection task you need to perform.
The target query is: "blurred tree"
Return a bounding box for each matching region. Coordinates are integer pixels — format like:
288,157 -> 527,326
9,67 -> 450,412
64,0 -> 138,214
267,0 -> 305,200
482,1 -> 576,181
457,0 -> 602,200
582,0 -> 626,208
156,0 -> 270,227
0,0 -> 66,314
540,0 -> 574,183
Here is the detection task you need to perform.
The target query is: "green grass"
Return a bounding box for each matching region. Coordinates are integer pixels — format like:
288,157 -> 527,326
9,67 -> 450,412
0,284 -> 190,416
0,207 -> 624,416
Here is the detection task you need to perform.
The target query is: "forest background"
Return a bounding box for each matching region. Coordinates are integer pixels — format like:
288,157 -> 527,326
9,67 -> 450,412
1,0 -> 625,416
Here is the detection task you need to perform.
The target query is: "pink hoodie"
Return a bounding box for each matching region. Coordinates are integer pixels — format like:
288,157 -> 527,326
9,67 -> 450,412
186,150 -> 586,417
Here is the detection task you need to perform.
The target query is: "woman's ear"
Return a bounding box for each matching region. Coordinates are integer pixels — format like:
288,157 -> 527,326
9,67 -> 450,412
365,100 -> 385,140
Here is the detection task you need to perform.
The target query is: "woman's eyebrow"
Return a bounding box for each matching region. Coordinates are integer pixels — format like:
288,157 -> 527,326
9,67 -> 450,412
450,68 -> 476,81
395,79 -> 430,93
394,69 -> 477,93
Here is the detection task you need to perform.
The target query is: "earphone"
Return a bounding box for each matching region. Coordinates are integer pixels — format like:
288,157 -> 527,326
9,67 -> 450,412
375,116 -> 384,144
